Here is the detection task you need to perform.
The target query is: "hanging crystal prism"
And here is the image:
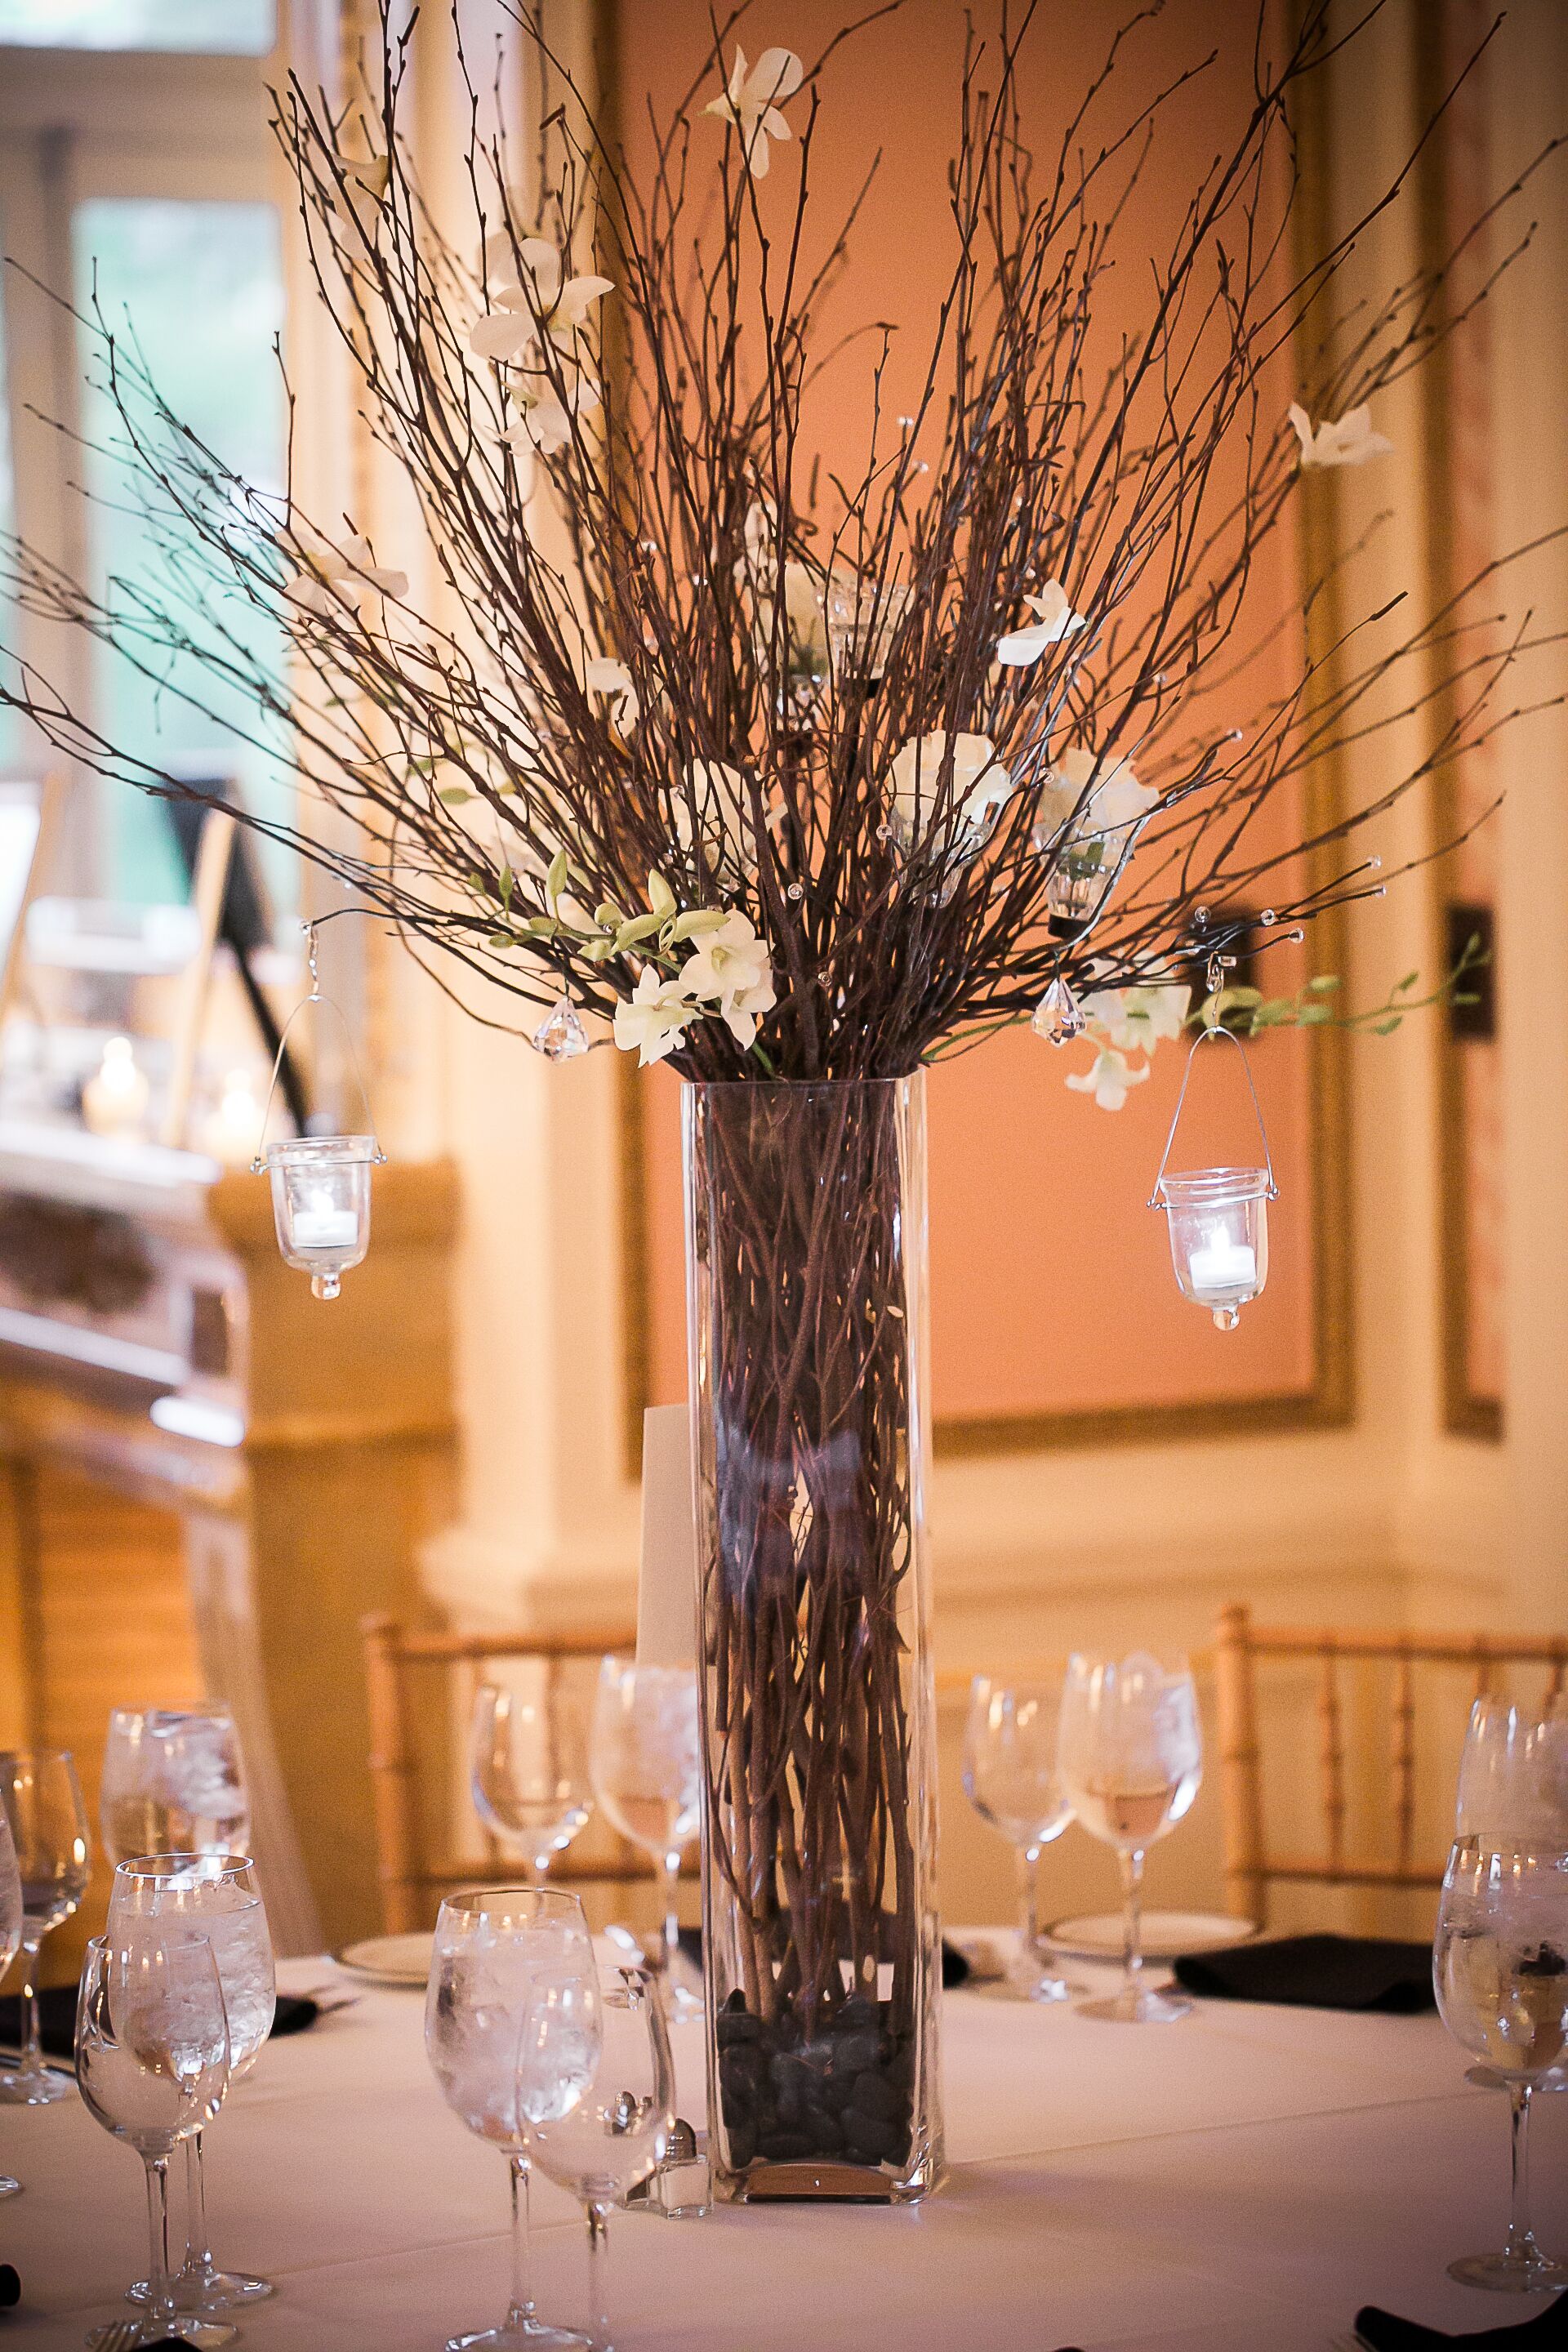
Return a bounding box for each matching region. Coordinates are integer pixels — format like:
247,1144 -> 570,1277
1031,975 -> 1086,1046
534,996 -> 590,1060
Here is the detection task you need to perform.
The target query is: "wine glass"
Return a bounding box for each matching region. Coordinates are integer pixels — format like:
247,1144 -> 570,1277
519,1970 -> 675,2352
590,1658 -> 702,2018
470,1679 -> 593,1882
425,1885 -> 596,2350
1457,1697 -> 1568,1845
1434,1838 -> 1568,2292
0,1806 -> 21,2193
100,1708 -> 251,1865
109,1855 -> 275,2316
964,1677 -> 1083,2002
0,1748 -> 91,2103
76,1929 -> 233,2350
1056,1651 -> 1203,2025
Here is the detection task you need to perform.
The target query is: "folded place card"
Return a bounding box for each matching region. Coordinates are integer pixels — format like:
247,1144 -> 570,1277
635,1401 -> 698,1669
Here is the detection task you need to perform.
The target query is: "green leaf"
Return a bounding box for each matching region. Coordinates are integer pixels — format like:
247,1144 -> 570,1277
498,866 -> 514,911
614,911 -> 664,951
595,900 -> 626,931
1394,970 -> 1419,994
1219,985 -> 1263,1009
1298,1004 -> 1334,1025
582,938 -> 617,961
648,869 -> 676,920
1372,1016 -> 1402,1035
670,908 -> 729,941
525,914 -> 559,937
1307,973 -> 1341,994
545,847 -> 569,903
437,786 -> 473,806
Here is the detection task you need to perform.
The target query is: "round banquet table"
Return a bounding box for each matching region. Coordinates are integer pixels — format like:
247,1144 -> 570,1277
1,1945 -> 1564,2350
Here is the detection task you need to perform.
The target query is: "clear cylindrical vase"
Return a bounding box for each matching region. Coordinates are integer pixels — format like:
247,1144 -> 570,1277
683,1073 -> 944,2204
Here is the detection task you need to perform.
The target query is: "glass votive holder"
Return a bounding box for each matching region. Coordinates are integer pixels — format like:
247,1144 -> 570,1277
264,1135 -> 376,1299
1156,1167 -> 1270,1330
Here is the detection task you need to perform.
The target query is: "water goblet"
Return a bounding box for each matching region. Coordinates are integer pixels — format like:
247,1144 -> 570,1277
109,1855 -> 275,2315
425,1885 -> 596,2350
519,1971 -> 675,2352
964,1676 -> 1084,2002
590,1659 -> 702,2019
100,1709 -> 251,1867
0,1748 -> 91,2103
76,1929 -> 233,2350
1057,1651 -> 1203,2024
1434,1838 -> 1568,2292
1457,1696 -> 1568,1845
0,1806 -> 21,2192
470,1678 -> 593,1882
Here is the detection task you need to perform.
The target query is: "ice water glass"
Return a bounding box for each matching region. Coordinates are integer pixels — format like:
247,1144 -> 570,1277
425,1886 -> 596,2350
76,1930 -> 232,2350
100,1709 -> 250,1866
1434,1839 -> 1568,2292
1457,1697 -> 1568,1846
0,1748 -> 91,2103
590,1659 -> 702,2018
0,1807 -> 21,2192
1057,1652 -> 1203,2024
109,1855 -> 275,2314
964,1677 -> 1083,2002
470,1679 -> 593,1882
520,1972 -> 675,2352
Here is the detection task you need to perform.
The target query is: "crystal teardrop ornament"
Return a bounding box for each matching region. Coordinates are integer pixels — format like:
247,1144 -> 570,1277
534,997 -> 590,1060
1031,976 -> 1086,1046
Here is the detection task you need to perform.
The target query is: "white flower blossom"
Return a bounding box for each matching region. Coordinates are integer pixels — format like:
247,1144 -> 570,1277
703,47 -> 803,179
1065,1046 -> 1148,1111
1080,982 -> 1190,1058
586,656 -> 639,732
889,732 -> 1013,846
499,374 -> 602,457
283,528 -> 408,618
1286,402 -> 1392,470
613,967 -> 698,1067
470,238 -> 613,363
995,581 -> 1085,666
1034,746 -> 1158,852
680,911 -> 777,1049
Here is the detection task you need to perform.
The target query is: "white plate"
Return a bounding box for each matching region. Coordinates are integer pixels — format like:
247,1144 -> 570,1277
1044,1910 -> 1259,1963
332,1931 -> 434,1988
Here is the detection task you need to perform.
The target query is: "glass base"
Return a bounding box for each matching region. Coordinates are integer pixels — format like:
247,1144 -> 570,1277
1006,1952 -> 1085,2004
666,1980 -> 704,2024
1448,2247 -> 1568,2294
130,2265 -> 274,2312
0,2175 -> 18,2197
1077,1984 -> 1192,2025
91,2319 -> 238,2349
445,2323 -> 591,2350
0,2060 -> 74,2105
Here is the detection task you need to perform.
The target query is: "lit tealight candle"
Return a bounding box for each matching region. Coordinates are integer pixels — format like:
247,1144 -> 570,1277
1187,1236 -> 1258,1298
290,1191 -> 359,1250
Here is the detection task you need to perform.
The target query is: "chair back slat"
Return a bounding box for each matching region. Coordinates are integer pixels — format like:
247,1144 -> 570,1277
1213,1606 -> 1568,1928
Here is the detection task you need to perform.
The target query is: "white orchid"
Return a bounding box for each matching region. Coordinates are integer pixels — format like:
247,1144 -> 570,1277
889,732 -> 1013,847
586,656 -> 639,732
1065,1046 -> 1148,1111
613,967 -> 699,1067
675,759 -> 757,883
334,148 -> 390,238
995,581 -> 1085,667
1080,982 -> 1190,1058
703,47 -> 803,179
1286,402 -> 1392,470
283,528 -> 408,618
499,373 -> 602,457
471,238 -> 612,363
680,911 -> 777,1049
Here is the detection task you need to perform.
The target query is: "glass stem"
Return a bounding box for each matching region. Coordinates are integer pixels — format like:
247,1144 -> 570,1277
1119,1847 -> 1146,2002
506,2150 -> 535,2327
144,2153 -> 177,2326
1018,1844 -> 1042,1956
1506,2081 -> 1536,2260
586,2199 -> 612,2350
659,1850 -> 682,1982
16,1929 -> 42,2078
182,2128 -> 212,2278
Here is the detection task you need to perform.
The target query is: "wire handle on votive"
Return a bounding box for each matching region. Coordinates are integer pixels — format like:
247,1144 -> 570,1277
1147,1020 -> 1277,1212
249,921 -> 386,1172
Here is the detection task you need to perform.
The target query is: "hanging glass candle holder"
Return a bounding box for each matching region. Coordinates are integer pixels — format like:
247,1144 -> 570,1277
1031,760 -> 1154,942
1148,1019 -> 1277,1332
252,925 -> 385,1301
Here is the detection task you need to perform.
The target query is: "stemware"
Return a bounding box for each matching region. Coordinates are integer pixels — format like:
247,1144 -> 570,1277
425,1886 -> 596,2351
100,1710 -> 250,1867
0,1806 -> 21,2192
963,1677 -> 1083,2002
76,1930 -> 233,2350
590,1659 -> 702,2018
1056,1652 -> 1203,2025
470,1679 -> 593,1883
1457,1696 -> 1568,1846
109,1855 -> 275,2316
519,1971 -> 675,2352
0,1748 -> 91,2103
1434,1838 -> 1568,2292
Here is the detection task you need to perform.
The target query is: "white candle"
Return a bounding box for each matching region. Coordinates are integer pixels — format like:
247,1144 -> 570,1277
291,1201 -> 359,1251
1187,1236 -> 1257,1297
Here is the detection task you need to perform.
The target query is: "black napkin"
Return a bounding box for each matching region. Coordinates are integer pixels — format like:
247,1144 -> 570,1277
0,1987 -> 320,2058
1356,2293 -> 1568,2346
1173,1932 -> 1435,2014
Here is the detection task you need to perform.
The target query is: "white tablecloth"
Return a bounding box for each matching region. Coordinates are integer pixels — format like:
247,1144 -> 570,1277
2,1949 -> 1565,2350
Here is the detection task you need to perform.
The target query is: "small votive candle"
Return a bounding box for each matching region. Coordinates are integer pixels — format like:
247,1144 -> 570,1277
262,1135 -> 376,1299
1156,1167 -> 1270,1331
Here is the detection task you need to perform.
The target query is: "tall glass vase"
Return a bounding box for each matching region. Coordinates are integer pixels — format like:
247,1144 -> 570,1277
683,1073 -> 944,2204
